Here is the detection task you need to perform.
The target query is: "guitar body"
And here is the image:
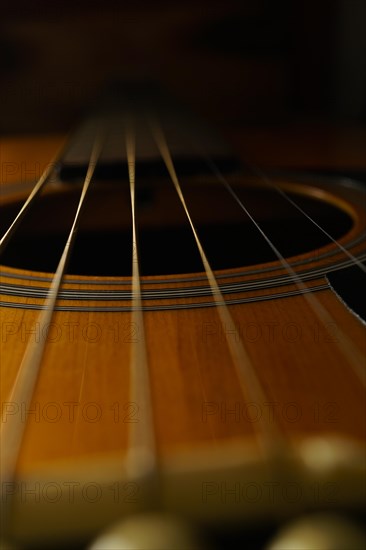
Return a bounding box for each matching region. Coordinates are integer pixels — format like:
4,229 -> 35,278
1,128 -> 365,546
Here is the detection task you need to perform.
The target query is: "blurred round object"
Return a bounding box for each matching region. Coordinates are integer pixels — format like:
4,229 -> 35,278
89,513 -> 207,550
266,513 -> 366,550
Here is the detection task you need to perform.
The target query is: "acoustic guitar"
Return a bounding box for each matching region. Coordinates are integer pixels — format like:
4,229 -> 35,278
0,83 -> 365,549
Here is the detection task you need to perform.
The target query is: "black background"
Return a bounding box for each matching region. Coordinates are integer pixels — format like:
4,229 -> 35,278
1,0 -> 366,134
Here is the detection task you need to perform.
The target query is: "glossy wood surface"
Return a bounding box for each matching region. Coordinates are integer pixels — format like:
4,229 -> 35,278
1,133 -> 365,543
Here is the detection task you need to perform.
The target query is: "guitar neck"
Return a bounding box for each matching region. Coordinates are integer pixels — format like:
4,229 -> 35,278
59,82 -> 238,182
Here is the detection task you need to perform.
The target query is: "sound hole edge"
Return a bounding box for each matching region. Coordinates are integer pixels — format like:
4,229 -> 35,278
0,181 -> 354,277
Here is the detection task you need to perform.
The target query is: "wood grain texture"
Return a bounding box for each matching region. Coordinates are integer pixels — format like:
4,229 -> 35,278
1,135 -> 365,543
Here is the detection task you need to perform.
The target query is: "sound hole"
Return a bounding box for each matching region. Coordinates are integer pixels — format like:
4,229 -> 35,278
0,181 -> 353,276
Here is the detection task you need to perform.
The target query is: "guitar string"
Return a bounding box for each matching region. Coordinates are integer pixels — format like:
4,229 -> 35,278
125,117 -> 157,478
245,163 -> 366,274
202,155 -> 366,387
0,138 -> 69,254
1,108 -> 363,463
0,135 -> 104,490
174,124 -> 366,379
180,126 -> 366,277
150,117 -> 284,456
